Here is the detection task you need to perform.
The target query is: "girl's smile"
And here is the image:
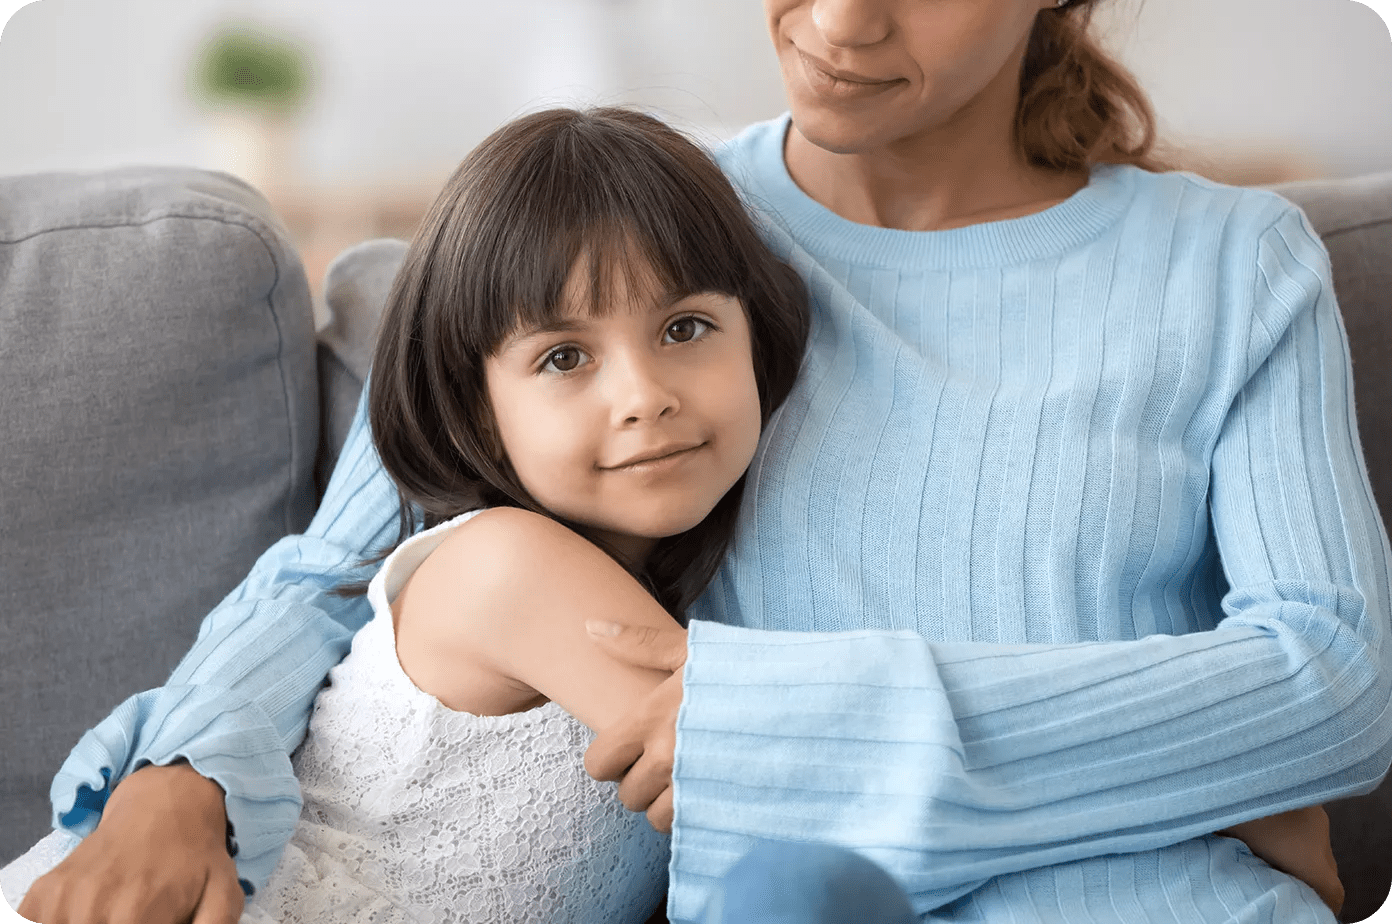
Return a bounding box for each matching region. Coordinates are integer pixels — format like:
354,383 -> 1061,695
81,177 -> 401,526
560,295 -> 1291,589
484,255 -> 763,567
601,441 -> 707,473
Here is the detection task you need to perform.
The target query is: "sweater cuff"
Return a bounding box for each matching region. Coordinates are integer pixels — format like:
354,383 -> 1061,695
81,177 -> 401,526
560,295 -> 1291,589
49,684 -> 302,894
669,620 -> 977,922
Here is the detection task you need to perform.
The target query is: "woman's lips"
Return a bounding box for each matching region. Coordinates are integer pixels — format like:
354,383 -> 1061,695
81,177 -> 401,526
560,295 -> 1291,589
796,49 -> 902,101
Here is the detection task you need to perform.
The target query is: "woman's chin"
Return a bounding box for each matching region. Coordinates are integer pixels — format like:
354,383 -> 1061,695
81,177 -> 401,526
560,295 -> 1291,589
787,103 -> 895,158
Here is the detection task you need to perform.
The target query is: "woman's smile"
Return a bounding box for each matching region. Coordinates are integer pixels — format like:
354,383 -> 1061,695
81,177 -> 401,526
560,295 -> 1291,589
797,48 -> 904,102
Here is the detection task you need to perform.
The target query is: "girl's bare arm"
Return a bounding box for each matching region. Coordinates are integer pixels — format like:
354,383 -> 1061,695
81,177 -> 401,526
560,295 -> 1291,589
391,507 -> 676,731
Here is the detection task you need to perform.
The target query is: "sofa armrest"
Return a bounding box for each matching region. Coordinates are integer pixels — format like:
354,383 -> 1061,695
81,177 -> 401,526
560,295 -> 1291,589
0,166 -> 318,862
314,238 -> 407,495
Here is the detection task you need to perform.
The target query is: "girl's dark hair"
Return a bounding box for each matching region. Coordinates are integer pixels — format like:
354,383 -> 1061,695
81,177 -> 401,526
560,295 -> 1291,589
1018,1 -> 1170,173
356,106 -> 809,618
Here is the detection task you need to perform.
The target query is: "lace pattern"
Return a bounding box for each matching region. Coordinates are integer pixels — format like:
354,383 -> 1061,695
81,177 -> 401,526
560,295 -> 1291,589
1,829 -> 81,909
246,512 -> 669,923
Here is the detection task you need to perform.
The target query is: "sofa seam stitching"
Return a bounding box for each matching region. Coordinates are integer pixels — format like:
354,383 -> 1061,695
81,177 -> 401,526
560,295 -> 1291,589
3,207 -> 304,535
0,204 -> 276,244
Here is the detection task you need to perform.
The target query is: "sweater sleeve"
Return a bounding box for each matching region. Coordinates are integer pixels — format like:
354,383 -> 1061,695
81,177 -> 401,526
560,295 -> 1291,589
667,208 -> 1392,919
47,390 -> 402,893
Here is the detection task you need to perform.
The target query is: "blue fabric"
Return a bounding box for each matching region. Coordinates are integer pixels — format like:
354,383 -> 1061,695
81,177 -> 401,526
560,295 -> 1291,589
700,840 -> 916,924
666,116 -> 1389,922
46,115 -> 1392,922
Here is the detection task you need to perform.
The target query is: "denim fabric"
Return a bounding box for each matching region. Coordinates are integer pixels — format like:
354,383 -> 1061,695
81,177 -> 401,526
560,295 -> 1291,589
701,840 -> 915,924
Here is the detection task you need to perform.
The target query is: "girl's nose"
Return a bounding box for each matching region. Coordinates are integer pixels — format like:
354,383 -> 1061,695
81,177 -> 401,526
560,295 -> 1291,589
810,0 -> 892,49
607,354 -> 680,426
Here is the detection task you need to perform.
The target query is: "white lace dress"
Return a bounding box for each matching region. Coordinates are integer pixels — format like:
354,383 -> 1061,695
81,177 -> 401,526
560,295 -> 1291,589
2,511 -> 670,924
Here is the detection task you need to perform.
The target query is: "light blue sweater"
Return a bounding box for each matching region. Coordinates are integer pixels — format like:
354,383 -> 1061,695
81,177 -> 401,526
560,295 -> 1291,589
671,117 -> 1392,921
47,115 -> 1391,922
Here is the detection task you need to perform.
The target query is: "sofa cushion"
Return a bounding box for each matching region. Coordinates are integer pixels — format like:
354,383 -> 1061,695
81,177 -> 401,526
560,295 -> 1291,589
315,237 -> 407,494
0,167 -> 318,862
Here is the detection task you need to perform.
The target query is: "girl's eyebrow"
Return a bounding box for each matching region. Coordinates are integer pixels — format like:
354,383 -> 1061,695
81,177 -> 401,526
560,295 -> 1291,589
498,318 -> 590,356
519,318 -> 587,338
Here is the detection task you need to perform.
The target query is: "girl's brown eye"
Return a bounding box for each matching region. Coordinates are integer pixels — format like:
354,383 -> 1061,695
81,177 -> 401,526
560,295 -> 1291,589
545,347 -> 582,372
666,317 -> 709,344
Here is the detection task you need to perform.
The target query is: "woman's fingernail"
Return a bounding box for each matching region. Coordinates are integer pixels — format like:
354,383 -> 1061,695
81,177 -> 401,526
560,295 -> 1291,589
586,620 -> 622,637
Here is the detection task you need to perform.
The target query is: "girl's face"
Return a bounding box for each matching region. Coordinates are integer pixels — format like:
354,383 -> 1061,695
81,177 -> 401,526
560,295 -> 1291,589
765,0 -> 1053,156
484,257 -> 764,567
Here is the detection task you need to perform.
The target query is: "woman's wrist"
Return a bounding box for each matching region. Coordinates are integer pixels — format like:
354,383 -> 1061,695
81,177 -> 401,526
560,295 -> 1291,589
101,760 -> 231,852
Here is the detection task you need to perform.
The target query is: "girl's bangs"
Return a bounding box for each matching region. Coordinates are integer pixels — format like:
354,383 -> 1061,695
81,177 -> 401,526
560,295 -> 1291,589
474,122 -> 749,352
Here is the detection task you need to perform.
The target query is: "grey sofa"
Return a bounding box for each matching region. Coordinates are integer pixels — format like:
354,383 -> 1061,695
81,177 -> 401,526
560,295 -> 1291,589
1,166 -> 1389,921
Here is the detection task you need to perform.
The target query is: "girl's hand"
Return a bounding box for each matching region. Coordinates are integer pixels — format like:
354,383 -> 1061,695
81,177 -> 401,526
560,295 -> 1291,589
583,620 -> 688,833
17,761 -> 243,924
1219,806 -> 1343,916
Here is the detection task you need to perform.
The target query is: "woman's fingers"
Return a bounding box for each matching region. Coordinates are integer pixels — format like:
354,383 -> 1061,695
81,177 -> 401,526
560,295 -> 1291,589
190,858 -> 247,924
584,721 -> 646,783
18,834 -> 125,923
15,879 -> 57,922
586,620 -> 689,672
16,835 -> 238,924
614,730 -> 676,815
586,666 -> 684,824
645,787 -> 675,834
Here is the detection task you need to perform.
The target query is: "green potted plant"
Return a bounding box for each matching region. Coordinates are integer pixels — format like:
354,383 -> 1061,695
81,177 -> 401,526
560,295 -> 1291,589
190,24 -> 314,193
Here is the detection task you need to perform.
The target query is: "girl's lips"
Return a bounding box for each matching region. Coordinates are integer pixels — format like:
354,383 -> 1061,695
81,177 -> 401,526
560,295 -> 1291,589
605,443 -> 705,475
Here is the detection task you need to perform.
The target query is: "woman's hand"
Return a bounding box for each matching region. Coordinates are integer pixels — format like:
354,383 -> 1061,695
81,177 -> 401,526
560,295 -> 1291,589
17,761 -> 244,924
1219,806 -> 1343,916
583,620 -> 688,833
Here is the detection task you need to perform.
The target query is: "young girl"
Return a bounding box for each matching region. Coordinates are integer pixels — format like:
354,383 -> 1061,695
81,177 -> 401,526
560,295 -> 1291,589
6,105 -> 808,923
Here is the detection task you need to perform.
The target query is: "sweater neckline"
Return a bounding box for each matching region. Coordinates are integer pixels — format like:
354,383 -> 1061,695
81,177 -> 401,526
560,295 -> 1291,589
746,113 -> 1137,270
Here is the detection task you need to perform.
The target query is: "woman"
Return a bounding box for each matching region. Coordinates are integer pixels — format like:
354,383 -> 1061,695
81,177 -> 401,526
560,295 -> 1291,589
16,1 -> 1389,922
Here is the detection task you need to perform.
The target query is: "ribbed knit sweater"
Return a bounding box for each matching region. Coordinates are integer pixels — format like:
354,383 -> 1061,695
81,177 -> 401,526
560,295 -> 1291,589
667,116 -> 1392,921
42,115 -> 1391,923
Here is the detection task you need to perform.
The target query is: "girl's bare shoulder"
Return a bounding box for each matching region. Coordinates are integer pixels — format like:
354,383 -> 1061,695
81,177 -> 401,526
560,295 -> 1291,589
392,508 -> 583,713
428,506 -> 610,593
419,506 -> 663,643
402,507 -> 633,645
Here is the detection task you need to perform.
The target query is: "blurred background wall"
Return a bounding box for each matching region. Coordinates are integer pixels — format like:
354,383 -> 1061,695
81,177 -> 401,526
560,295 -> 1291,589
3,0 -> 1389,293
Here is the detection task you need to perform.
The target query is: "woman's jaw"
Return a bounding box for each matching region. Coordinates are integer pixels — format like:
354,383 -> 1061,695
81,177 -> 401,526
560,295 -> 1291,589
768,0 -> 1042,156
767,0 -> 1088,230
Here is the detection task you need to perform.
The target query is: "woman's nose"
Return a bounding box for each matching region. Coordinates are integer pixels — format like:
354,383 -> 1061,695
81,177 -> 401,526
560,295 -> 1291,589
607,353 -> 680,426
810,0 -> 891,48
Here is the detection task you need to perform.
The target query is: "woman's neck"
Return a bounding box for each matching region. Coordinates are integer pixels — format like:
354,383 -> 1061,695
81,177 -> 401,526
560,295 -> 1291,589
783,118 -> 1088,233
